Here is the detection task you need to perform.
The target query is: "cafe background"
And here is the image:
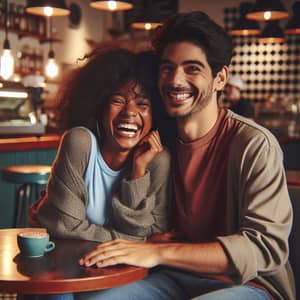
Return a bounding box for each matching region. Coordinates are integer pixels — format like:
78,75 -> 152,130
0,0 -> 299,226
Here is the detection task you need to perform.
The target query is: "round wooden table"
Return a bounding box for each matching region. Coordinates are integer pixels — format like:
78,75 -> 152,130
0,228 -> 148,294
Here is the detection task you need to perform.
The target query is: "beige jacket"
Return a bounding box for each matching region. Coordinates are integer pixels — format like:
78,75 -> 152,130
217,111 -> 295,299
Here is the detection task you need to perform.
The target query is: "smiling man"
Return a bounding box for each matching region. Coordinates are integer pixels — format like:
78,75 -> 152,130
75,11 -> 295,300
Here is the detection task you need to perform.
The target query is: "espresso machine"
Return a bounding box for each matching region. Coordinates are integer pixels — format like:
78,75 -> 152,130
0,78 -> 45,136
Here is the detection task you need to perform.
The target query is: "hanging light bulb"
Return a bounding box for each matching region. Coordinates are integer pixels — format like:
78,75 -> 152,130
0,0 -> 14,80
43,6 -> 54,16
45,49 -> 59,78
0,40 -> 14,80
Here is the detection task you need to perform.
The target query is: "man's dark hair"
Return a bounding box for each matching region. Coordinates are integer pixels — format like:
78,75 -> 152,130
152,11 -> 234,77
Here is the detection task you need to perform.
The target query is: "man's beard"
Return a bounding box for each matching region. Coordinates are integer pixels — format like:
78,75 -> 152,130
176,82 -> 214,120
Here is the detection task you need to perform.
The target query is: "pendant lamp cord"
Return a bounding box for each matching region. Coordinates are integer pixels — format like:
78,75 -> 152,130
4,0 -> 8,40
49,17 -> 53,52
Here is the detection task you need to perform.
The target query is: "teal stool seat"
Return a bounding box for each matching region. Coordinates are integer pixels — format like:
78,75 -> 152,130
2,165 -> 51,228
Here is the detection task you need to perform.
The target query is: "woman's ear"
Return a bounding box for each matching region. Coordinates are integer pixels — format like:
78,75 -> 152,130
214,66 -> 229,91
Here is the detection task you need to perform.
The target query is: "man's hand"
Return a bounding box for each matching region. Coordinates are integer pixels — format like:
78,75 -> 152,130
131,130 -> 163,179
79,239 -> 162,268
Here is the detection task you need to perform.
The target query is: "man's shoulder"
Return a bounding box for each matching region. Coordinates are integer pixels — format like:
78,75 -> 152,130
226,111 -> 281,152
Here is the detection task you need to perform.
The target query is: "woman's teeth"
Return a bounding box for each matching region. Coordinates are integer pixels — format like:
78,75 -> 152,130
116,123 -> 138,136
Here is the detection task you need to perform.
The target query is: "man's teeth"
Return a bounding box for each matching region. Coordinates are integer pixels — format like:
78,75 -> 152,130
169,93 -> 192,100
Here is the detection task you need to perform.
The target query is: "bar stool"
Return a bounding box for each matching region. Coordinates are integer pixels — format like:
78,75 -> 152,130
2,165 -> 51,228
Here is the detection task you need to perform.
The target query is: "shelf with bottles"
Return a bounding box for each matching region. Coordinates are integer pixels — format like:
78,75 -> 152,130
0,1 -> 61,44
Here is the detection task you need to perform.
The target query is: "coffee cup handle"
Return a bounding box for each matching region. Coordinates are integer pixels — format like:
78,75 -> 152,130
45,241 -> 55,253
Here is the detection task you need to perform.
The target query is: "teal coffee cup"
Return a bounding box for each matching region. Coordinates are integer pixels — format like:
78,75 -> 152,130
17,231 -> 55,257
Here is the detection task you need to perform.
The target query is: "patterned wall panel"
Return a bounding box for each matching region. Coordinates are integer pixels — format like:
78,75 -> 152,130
224,7 -> 300,102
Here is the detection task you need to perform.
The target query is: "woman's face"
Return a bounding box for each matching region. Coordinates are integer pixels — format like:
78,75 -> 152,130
102,81 -> 153,152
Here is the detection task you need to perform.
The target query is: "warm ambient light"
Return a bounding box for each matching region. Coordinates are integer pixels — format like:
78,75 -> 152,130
45,58 -> 59,78
0,90 -> 28,98
285,1 -> 300,35
131,22 -> 161,30
258,21 -> 286,44
90,0 -> 133,11
246,0 -> 288,21
108,1 -> 117,10
45,50 -> 59,79
44,6 -> 54,16
26,0 -> 70,17
229,2 -> 261,37
1,0 -> 14,80
144,23 -> 152,30
0,48 -> 14,81
264,11 -> 271,20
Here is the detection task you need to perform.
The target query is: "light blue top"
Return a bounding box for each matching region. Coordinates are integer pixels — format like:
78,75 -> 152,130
84,129 -> 124,225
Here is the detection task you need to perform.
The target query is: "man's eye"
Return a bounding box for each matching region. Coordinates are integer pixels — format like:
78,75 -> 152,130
186,66 -> 200,74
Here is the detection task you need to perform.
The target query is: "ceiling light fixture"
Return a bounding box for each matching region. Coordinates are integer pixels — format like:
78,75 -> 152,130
26,0 -> 70,17
285,1 -> 300,35
45,18 -> 59,79
131,0 -> 162,30
0,0 -> 14,81
258,20 -> 285,43
246,0 -> 288,21
229,2 -> 261,36
90,0 -> 133,11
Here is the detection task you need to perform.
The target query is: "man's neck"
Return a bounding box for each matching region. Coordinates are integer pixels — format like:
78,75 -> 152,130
177,101 -> 220,143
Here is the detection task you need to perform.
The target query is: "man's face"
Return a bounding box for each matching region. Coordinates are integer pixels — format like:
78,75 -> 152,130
158,41 -> 218,118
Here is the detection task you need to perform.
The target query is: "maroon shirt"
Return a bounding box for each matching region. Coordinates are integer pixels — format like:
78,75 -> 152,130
172,109 -> 240,242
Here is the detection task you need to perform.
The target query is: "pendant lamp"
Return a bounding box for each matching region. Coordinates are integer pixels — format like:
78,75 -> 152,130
229,2 -> 261,36
0,0 -> 14,80
246,0 -> 288,21
258,21 -> 285,44
285,1 -> 300,35
90,1 -> 133,11
131,0 -> 162,30
26,0 -> 70,17
45,18 -> 59,79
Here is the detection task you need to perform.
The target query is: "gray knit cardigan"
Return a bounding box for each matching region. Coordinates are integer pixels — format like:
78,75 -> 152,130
30,127 -> 171,242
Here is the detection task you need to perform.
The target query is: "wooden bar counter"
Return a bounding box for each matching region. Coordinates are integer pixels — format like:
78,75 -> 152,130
0,134 -> 61,152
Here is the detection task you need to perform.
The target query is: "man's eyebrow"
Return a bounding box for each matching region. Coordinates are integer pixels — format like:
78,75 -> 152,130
160,59 -> 205,68
182,60 -> 205,68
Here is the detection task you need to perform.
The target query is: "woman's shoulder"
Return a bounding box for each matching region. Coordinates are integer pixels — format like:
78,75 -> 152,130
59,127 -> 93,158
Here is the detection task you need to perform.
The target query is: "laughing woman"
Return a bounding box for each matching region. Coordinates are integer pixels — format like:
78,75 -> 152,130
29,47 -> 171,243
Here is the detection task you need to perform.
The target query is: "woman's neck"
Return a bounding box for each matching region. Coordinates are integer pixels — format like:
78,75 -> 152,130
100,146 -> 130,171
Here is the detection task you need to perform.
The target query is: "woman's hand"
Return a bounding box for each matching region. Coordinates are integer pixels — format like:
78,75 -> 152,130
79,239 -> 163,268
131,130 -> 163,179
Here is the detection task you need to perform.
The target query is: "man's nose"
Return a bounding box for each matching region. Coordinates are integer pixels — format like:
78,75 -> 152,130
169,68 -> 186,86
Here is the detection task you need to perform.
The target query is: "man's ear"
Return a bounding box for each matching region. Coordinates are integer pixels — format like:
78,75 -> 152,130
214,66 -> 229,91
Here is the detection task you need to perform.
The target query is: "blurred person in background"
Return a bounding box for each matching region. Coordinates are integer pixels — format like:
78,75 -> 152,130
223,75 -> 254,118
